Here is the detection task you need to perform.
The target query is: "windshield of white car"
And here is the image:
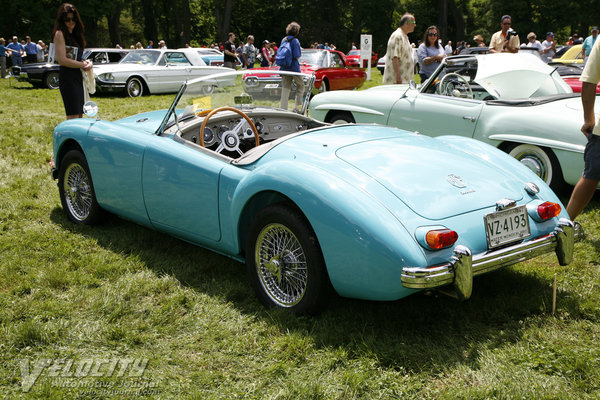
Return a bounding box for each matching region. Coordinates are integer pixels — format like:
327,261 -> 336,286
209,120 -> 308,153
120,50 -> 161,65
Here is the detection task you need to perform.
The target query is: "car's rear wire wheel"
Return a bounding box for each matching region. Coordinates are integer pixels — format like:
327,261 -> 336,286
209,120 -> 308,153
126,77 -> 145,97
246,203 -> 329,314
58,150 -> 103,225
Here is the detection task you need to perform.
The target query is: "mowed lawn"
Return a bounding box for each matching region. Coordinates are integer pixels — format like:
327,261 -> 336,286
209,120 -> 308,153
1,73 -> 600,399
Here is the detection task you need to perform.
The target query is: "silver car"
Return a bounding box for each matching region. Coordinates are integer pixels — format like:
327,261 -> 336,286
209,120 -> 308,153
93,48 -> 232,97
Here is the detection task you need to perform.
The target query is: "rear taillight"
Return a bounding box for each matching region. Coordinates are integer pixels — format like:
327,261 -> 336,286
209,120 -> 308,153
537,202 -> 561,220
426,229 -> 458,250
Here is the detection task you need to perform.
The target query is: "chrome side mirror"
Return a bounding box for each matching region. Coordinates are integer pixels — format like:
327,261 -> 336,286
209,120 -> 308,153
83,101 -> 98,118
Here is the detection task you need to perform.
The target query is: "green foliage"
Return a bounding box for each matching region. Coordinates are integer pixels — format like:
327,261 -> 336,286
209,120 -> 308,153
3,0 -> 600,56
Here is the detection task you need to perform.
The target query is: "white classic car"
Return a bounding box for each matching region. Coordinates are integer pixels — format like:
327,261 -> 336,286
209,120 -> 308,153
310,53 -> 600,190
93,48 -> 232,97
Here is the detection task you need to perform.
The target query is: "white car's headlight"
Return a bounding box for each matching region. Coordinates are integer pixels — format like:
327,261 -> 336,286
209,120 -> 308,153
97,73 -> 115,82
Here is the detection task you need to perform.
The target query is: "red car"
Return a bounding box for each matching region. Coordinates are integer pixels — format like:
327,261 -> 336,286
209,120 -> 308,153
562,76 -> 600,93
345,49 -> 378,68
246,49 -> 366,94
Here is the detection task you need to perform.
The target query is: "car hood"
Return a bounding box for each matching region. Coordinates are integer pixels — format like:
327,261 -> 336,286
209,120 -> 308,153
93,63 -> 164,75
113,110 -> 172,134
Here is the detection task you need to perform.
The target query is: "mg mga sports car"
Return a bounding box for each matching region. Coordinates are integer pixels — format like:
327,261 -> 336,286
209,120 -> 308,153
53,70 -> 577,314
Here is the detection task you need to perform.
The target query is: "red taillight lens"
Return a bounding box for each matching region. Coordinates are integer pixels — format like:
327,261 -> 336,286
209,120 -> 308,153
537,201 -> 561,220
426,229 -> 458,250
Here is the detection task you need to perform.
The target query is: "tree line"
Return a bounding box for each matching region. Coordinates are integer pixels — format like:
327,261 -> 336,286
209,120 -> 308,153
3,0 -> 599,55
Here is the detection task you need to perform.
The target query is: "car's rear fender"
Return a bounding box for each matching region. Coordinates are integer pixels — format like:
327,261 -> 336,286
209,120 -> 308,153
220,160 -> 428,301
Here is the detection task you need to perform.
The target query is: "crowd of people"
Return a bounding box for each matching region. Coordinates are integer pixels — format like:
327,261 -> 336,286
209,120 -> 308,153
382,13 -> 599,86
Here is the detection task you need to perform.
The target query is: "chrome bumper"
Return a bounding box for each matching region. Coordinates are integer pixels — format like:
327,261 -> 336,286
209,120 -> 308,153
401,218 -> 579,300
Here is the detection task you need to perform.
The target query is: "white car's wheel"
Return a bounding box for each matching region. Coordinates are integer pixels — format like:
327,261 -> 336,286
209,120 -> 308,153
44,72 -> 59,89
126,77 -> 144,97
506,143 -> 562,188
328,111 -> 355,125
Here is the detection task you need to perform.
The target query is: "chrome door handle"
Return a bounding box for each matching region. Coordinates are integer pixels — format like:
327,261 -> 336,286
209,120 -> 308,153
463,116 -> 476,122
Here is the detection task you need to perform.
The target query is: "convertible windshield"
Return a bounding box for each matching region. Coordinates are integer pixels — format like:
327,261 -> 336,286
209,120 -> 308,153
120,50 -> 161,65
423,53 -> 572,101
158,69 -> 315,135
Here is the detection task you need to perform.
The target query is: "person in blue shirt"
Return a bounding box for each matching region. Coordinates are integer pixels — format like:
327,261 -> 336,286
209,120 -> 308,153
278,22 -> 304,111
582,27 -> 598,65
24,36 -> 38,63
0,37 -> 13,78
7,36 -> 23,66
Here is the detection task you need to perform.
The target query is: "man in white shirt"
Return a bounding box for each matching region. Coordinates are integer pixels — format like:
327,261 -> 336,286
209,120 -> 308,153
540,32 -> 556,63
444,40 -> 453,56
566,37 -> 600,219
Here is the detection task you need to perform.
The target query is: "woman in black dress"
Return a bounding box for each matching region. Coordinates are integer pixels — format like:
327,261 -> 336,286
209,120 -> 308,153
52,3 -> 91,119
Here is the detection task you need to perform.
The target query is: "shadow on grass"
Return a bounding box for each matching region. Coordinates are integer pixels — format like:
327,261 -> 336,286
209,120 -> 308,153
50,206 -> 582,372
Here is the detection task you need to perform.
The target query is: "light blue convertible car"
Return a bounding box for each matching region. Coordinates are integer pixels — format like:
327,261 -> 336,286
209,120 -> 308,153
53,70 -> 577,314
310,53 -> 600,190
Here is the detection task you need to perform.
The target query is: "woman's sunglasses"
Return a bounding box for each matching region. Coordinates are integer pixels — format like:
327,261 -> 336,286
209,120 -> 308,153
64,17 -> 76,23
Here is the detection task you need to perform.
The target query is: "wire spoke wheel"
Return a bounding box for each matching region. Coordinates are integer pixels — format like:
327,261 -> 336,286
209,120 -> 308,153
255,223 -> 308,307
58,150 -> 103,225
63,163 -> 93,221
246,204 -> 328,314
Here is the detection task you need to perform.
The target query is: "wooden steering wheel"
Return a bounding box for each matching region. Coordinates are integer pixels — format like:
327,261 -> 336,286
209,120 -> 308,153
198,106 -> 260,156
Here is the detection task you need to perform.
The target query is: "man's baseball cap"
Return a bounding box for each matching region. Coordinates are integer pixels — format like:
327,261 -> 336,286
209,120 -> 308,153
592,26 -> 599,32
546,32 -> 554,37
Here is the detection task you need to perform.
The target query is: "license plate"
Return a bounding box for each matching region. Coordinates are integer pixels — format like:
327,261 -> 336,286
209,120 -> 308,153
484,206 -> 530,249
265,83 -> 279,89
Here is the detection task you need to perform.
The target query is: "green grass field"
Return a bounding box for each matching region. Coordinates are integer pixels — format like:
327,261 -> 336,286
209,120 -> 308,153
1,72 -> 600,399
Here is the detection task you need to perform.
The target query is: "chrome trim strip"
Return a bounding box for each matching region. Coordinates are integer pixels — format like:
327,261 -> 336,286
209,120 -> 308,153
401,218 -> 577,300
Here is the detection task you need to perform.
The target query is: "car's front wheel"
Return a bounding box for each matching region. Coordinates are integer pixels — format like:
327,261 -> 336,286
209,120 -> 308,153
58,150 -> 103,224
246,204 -> 329,314
45,71 -> 59,89
126,77 -> 144,97
506,143 -> 564,189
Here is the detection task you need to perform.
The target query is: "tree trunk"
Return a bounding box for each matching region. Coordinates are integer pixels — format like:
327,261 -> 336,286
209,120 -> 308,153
181,0 -> 191,47
215,0 -> 234,42
438,0 -> 448,42
141,0 -> 158,44
448,0 -> 465,41
107,9 -> 122,47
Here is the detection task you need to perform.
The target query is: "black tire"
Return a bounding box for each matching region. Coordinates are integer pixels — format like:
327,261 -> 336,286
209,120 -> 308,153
328,111 -> 355,124
245,204 -> 329,314
58,150 -> 103,225
126,77 -> 144,97
504,143 -> 565,190
44,71 -> 59,89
